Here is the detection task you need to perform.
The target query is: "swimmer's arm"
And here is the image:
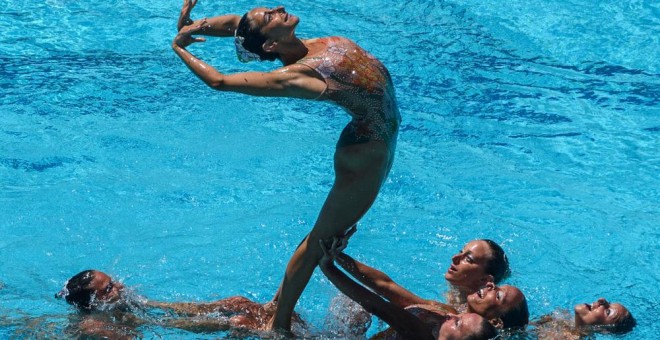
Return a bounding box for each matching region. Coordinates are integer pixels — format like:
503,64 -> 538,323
185,15 -> 240,37
319,250 -> 435,340
77,317 -> 141,340
161,317 -> 232,333
148,301 -> 224,315
335,253 -> 434,308
177,0 -> 239,36
172,40 -> 324,99
148,298 -> 252,316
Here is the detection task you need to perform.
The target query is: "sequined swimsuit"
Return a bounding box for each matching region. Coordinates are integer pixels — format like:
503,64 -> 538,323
296,37 -> 400,148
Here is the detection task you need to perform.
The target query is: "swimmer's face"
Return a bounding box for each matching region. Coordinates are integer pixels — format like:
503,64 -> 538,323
247,6 -> 299,40
445,240 -> 493,292
574,298 -> 629,327
88,271 -> 124,305
438,313 -> 488,340
466,282 -> 525,321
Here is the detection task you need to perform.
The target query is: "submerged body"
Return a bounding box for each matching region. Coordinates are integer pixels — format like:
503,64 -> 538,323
55,270 -> 307,338
533,298 -> 635,339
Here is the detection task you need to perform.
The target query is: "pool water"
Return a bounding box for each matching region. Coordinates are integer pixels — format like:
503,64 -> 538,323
1,0 -> 658,338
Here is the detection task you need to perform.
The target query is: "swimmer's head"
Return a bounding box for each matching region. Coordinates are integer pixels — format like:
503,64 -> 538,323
56,270 -> 124,312
445,239 -> 510,293
574,298 -> 635,334
235,6 -> 299,62
438,313 -> 498,340
466,282 -> 529,329
481,239 -> 509,283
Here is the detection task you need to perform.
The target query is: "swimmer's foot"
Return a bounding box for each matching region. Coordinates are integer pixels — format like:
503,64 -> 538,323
266,316 -> 294,338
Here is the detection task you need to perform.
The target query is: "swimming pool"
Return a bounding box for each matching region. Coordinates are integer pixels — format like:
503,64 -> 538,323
1,0 -> 658,338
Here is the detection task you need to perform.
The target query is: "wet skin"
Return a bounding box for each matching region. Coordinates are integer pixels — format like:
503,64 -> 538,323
445,240 -> 494,294
466,282 -> 525,321
574,298 -> 629,327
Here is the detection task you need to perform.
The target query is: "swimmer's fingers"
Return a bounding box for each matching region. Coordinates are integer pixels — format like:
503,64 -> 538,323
177,0 -> 198,31
344,225 -> 357,238
174,20 -> 208,47
173,31 -> 206,48
318,239 -> 332,265
186,18 -> 211,35
336,225 -> 357,252
326,237 -> 345,258
319,239 -> 330,254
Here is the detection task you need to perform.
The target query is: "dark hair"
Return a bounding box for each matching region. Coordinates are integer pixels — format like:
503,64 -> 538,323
500,294 -> 529,329
60,270 -> 96,311
235,13 -> 278,61
466,316 -> 499,340
481,239 -> 510,283
609,310 -> 636,334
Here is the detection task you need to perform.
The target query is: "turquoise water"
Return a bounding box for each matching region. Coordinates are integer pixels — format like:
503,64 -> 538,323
1,0 -> 658,338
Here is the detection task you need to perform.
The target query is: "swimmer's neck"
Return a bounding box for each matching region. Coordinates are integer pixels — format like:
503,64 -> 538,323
278,36 -> 309,66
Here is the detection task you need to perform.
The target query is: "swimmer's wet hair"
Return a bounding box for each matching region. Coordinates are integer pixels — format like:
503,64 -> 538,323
466,316 -> 498,340
500,293 -> 530,329
607,310 -> 636,334
56,269 -> 96,311
235,12 -> 279,62
481,239 -> 510,283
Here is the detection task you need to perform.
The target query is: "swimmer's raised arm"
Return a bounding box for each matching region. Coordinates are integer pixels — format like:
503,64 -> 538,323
172,24 -> 324,98
177,0 -> 239,37
334,252 -> 438,309
319,240 -> 434,340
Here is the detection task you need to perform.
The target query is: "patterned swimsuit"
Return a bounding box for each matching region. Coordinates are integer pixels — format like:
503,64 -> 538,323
296,37 -> 400,149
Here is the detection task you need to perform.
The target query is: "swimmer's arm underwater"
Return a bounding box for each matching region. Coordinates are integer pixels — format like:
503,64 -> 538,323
148,301 -> 227,316
159,317 -> 233,333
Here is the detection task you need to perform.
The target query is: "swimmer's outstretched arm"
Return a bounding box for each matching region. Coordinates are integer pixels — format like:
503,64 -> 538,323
77,317 -> 142,340
177,0 -> 239,37
172,24 -> 324,99
160,317 -> 234,333
334,252 -> 439,309
319,239 -> 435,340
148,301 -> 229,316
319,227 -> 439,309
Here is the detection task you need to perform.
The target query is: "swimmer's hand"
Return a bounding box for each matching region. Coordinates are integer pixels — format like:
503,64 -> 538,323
319,232 -> 352,266
336,225 -> 357,253
173,19 -> 208,48
177,0 -> 198,31
319,238 -> 335,267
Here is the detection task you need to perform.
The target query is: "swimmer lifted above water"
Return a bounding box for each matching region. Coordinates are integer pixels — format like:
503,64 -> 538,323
172,1 -> 400,333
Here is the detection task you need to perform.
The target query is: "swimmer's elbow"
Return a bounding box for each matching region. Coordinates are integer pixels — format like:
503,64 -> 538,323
206,76 -> 226,91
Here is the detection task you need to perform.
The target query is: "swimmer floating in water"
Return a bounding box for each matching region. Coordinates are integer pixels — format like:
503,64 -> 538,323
55,270 -> 307,338
173,0 -> 400,333
318,236 -> 498,340
533,297 -> 635,339
329,230 -> 527,330
444,239 -> 510,305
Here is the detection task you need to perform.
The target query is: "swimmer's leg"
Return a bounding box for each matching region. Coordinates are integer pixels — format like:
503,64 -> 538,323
269,140 -> 391,332
268,224 -> 356,308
